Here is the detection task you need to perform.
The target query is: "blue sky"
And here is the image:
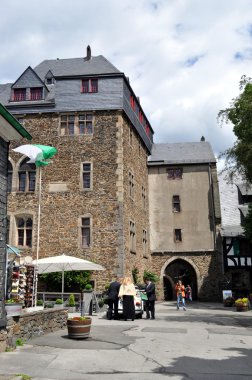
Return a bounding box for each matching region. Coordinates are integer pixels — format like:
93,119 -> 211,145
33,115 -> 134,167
1,0 -> 252,168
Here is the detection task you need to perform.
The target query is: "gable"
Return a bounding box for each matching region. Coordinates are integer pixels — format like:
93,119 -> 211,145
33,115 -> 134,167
12,66 -> 46,89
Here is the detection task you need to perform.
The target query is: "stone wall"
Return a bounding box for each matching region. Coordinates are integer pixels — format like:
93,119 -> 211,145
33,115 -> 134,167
0,308 -> 68,352
8,110 -> 151,290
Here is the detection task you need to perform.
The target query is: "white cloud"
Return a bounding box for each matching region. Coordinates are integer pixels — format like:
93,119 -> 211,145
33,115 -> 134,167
1,0 -> 252,157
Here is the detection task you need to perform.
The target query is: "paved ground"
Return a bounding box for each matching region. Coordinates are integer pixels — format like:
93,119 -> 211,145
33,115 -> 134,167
0,301 -> 252,380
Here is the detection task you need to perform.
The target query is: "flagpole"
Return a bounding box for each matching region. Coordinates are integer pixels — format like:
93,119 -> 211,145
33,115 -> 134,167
34,166 -> 42,307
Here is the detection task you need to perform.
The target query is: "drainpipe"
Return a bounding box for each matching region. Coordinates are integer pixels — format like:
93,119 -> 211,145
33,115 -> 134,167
208,164 -> 216,249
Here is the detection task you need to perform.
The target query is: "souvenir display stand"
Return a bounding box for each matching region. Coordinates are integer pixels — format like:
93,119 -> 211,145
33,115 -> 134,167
7,259 -> 37,308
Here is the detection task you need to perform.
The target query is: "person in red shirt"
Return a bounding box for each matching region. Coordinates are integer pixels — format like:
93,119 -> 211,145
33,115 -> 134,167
175,280 -> 186,311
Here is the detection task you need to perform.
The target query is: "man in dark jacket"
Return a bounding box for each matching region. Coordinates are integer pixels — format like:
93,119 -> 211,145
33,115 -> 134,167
145,278 -> 156,319
107,277 -> 121,320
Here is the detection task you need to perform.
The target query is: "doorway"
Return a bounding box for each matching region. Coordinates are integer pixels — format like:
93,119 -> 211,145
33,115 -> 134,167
163,258 -> 197,300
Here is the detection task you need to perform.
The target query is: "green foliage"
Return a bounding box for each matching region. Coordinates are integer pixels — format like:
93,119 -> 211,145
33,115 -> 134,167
55,298 -> 63,304
15,338 -> 25,347
143,270 -> 159,283
40,270 -> 91,292
15,374 -> 31,380
68,294 -> 75,307
218,75 -> 252,183
36,299 -> 43,306
132,267 -> 139,284
84,283 -> 93,290
243,203 -> 252,241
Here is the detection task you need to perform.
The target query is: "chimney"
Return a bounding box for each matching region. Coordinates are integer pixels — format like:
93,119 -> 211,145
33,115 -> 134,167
200,136 -> 205,141
85,45 -> 91,61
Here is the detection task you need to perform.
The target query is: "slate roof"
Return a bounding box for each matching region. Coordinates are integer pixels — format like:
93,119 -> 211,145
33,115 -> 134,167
236,183 -> 252,196
148,141 -> 216,165
220,225 -> 244,237
34,55 -> 122,79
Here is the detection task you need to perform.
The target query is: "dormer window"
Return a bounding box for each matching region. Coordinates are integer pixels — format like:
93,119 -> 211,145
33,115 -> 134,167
30,87 -> 43,101
81,79 -> 98,93
13,89 -> 26,101
46,77 -> 54,85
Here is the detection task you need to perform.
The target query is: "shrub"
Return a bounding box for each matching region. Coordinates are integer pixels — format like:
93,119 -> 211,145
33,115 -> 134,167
55,298 -> 63,304
235,297 -> 249,305
68,294 -> 75,307
36,299 -> 43,306
85,284 -> 93,291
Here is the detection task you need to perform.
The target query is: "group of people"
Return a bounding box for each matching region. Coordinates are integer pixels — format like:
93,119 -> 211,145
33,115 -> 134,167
107,276 -> 192,320
175,280 -> 192,311
107,276 -> 156,321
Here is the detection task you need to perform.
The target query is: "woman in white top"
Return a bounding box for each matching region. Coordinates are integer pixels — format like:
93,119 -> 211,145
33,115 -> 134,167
119,276 -> 136,321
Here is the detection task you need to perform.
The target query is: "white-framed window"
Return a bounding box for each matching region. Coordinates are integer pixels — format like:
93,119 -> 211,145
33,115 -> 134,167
130,220 -> 136,253
129,171 -> 134,199
81,162 -> 92,190
60,114 -> 93,136
16,216 -> 33,247
81,216 -> 91,248
18,158 -> 36,192
142,229 -> 147,257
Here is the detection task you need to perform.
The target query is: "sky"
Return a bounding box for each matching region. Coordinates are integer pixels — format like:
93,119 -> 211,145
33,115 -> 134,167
1,0 -> 252,168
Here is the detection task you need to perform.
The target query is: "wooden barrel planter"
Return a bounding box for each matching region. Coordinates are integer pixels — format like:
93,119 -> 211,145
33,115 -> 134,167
67,317 -> 92,339
236,304 -> 249,312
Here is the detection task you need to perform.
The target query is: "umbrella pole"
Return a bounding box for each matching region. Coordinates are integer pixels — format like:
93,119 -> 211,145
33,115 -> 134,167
62,269 -> 64,301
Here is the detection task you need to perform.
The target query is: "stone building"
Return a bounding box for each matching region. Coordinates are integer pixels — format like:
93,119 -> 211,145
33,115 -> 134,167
0,103 -> 31,326
0,47 -> 153,290
148,141 -> 222,301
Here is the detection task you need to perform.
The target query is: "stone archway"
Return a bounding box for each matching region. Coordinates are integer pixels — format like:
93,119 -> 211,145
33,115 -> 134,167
162,258 -> 198,300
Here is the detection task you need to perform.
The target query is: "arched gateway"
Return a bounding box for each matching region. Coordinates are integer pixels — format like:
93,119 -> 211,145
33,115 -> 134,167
162,258 -> 198,300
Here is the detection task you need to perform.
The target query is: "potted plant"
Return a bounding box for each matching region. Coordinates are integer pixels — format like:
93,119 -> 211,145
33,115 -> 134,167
5,299 -> 23,317
67,316 -> 92,339
235,297 -> 249,312
54,298 -> 64,309
67,294 -> 76,313
84,283 -> 93,292
223,296 -> 235,307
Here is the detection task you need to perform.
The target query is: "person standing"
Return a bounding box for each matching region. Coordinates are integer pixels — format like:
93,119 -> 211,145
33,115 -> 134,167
185,284 -> 192,302
107,277 -> 121,320
175,280 -> 186,311
145,278 -> 156,319
118,276 -> 136,321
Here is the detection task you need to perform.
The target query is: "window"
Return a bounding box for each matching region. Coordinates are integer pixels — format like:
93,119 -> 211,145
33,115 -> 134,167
30,87 -> 43,100
46,77 -> 54,85
60,114 -> 75,135
81,217 -> 91,247
174,229 -> 182,242
78,114 -> 93,135
167,168 -> 183,180
142,229 -> 147,257
129,127 -> 133,146
130,95 -> 136,110
142,186 -> 146,208
81,79 -> 98,93
13,89 -> 26,101
18,158 -> 36,192
60,114 -> 93,135
7,161 -> 13,193
130,220 -> 136,253
172,195 -> 181,212
129,172 -> 134,198
17,217 -> 33,247
82,163 -> 92,189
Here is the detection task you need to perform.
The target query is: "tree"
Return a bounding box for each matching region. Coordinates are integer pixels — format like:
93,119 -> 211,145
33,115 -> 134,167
218,75 -> 252,183
243,203 -> 252,242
